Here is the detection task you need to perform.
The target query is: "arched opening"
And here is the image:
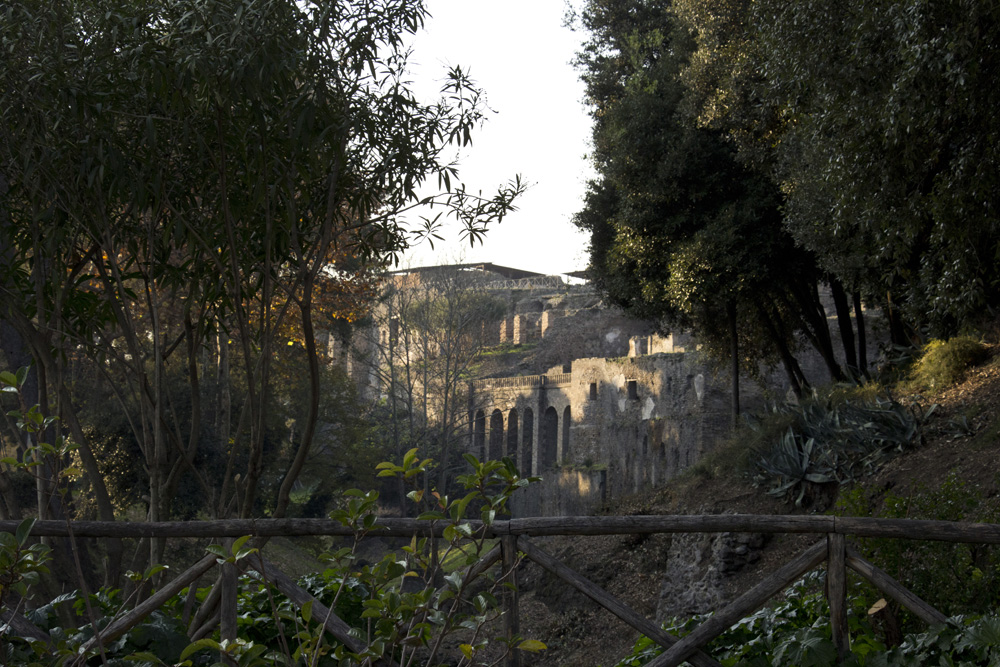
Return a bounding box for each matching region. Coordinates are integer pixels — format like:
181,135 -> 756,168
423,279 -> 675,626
474,410 -> 486,460
561,406 -> 571,463
541,407 -> 558,469
522,408 -> 534,475
507,409 -> 519,468
489,409 -> 504,460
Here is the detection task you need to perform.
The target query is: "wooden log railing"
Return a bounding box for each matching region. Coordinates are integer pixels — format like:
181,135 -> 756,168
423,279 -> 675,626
4,514 -> 998,666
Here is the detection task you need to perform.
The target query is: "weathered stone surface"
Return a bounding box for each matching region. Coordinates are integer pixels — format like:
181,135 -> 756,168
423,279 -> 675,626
354,266 -> 873,518
655,530 -> 769,621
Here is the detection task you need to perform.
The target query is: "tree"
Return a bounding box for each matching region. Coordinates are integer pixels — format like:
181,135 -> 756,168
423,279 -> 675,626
570,0 -> 846,406
357,266 -> 506,500
0,0 -> 521,582
675,0 -> 1000,339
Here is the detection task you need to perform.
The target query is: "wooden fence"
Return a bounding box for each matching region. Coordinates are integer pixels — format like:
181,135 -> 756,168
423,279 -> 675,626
5,514 -> 1000,666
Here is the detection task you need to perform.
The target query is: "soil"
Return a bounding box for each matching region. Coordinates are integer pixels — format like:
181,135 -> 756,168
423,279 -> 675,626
510,354 -> 1000,667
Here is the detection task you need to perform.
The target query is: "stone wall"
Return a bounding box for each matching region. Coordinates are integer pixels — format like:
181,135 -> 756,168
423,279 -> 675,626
347,267 -> 878,518
472,351 -> 745,517
470,322 -> 866,517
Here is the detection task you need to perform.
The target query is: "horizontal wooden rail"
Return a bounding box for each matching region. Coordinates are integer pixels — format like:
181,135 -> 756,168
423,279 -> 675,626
6,514 -> 1000,543
4,513 -> 991,667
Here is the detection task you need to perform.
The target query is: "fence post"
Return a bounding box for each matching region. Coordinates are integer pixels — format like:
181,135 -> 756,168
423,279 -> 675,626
827,532 -> 849,661
220,538 -> 238,666
501,534 -> 521,667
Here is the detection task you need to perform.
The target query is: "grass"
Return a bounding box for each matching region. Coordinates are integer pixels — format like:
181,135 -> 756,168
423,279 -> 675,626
907,336 -> 991,391
480,342 -> 537,357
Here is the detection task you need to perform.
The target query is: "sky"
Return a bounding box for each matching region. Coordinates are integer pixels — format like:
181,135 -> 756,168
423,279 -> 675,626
401,0 -> 595,276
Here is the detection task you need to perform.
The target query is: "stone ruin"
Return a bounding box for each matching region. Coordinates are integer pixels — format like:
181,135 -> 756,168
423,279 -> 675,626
340,263 -> 844,517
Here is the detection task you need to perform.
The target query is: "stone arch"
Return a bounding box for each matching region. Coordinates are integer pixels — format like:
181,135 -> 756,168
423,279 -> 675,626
522,408 -> 534,475
541,406 -> 558,469
507,409 -> 519,467
474,410 -> 486,461
489,409 -> 504,460
561,405 -> 571,463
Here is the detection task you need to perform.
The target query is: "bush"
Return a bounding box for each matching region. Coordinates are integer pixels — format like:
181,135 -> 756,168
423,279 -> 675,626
611,570 -> 1000,667
1,451 -> 543,666
836,475 -> 1000,632
909,337 -> 991,391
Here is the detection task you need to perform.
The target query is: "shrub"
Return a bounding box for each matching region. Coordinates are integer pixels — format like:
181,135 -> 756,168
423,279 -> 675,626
909,337 -> 991,391
610,570 -> 1000,667
1,450 -> 543,666
836,476 -> 1000,632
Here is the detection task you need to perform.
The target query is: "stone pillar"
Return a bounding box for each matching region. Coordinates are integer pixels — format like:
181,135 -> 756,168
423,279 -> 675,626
500,317 -> 513,343
541,310 -> 552,338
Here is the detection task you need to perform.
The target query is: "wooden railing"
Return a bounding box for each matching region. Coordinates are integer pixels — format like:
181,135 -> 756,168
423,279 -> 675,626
5,514 -> 1000,667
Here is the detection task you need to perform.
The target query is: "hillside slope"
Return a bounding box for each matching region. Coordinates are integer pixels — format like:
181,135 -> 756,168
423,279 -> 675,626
512,353 -> 1000,667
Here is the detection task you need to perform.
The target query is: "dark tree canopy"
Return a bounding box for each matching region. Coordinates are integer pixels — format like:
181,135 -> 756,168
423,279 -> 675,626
575,0 -> 1000,393
571,0 -> 846,392
672,0 -> 1000,337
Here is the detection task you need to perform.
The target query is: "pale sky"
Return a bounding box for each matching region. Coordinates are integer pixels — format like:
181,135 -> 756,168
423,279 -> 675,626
401,0 -> 594,276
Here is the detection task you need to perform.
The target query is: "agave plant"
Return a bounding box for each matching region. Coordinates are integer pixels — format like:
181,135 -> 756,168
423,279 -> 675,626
752,394 -> 921,505
755,431 -> 839,506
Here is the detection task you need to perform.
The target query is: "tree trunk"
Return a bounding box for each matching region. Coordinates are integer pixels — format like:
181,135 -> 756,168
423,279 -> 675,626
387,303 -> 405,517
853,292 -> 868,377
756,303 -> 805,400
788,282 -> 846,382
273,273 -> 321,520
829,277 -> 858,378
726,301 -> 739,427
885,292 -> 911,348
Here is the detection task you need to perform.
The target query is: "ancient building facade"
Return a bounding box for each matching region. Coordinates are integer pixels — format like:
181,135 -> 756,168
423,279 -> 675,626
349,263 -> 847,517
466,336 -> 748,516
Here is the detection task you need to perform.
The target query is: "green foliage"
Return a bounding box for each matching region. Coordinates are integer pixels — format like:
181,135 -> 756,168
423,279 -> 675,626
908,337 -> 991,392
0,518 -> 50,609
0,0 -> 523,569
2,450 -> 542,665
866,617 -> 1000,667
611,572 -> 854,667
836,475 -> 1000,629
3,570 -> 196,666
571,0 -> 851,385
751,394 -> 921,506
0,369 -> 82,489
704,0 -> 1000,335
582,0 -> 1000,348
186,450 -> 543,665
612,570 -> 1000,667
